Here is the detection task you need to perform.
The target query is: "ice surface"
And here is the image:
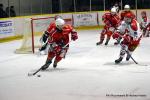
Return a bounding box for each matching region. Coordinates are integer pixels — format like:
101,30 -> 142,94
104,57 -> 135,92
0,30 -> 150,100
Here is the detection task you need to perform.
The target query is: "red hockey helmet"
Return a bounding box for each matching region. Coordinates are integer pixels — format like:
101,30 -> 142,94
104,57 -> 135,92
141,11 -> 146,15
141,11 -> 146,17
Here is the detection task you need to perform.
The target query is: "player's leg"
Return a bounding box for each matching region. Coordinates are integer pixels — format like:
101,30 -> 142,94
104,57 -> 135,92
96,29 -> 106,45
115,44 -> 128,63
115,36 -> 130,64
53,48 -> 68,68
145,27 -> 150,37
105,30 -> 113,45
41,52 -> 55,70
126,40 -> 139,61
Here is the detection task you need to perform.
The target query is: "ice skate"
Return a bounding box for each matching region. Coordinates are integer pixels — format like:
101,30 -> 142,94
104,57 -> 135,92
53,62 -> 57,68
104,41 -> 108,45
96,41 -> 103,45
114,41 -> 119,45
104,38 -> 110,45
41,60 -> 52,70
115,57 -> 123,64
126,54 -> 131,61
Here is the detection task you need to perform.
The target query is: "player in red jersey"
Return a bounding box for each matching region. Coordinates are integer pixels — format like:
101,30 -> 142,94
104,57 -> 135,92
140,11 -> 150,37
40,18 -> 78,70
114,13 -> 142,64
39,15 -> 64,54
96,7 -> 120,45
120,5 -> 135,21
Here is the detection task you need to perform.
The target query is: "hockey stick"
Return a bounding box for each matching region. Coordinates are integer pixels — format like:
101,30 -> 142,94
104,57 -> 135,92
28,41 -> 71,76
125,49 -> 148,66
28,67 -> 43,76
119,40 -> 148,66
121,44 -> 138,64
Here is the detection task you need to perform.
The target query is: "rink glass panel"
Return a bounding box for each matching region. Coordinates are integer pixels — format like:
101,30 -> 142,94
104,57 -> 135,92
0,0 -> 150,17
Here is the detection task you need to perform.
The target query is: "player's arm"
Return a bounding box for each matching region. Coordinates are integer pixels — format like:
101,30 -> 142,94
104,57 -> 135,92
63,25 -> 78,41
130,21 -> 138,39
102,14 -> 111,27
71,29 -> 78,41
40,23 -> 55,43
40,31 -> 49,43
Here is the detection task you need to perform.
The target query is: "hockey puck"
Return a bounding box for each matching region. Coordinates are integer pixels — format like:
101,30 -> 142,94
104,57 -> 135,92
37,75 -> 41,77
28,73 -> 32,76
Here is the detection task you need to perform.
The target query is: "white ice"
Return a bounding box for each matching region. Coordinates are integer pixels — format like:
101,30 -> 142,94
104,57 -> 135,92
0,29 -> 150,100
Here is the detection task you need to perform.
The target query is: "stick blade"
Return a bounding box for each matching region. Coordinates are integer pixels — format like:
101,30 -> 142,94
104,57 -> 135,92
27,72 -> 34,76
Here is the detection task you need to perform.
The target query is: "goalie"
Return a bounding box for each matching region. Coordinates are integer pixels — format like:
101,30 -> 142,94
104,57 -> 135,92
40,18 -> 78,70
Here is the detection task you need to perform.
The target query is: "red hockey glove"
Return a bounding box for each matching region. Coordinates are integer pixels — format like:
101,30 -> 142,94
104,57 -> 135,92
112,32 -> 120,39
122,34 -> 131,45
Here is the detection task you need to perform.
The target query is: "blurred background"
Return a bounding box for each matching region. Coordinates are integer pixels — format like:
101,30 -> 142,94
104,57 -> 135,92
0,0 -> 150,18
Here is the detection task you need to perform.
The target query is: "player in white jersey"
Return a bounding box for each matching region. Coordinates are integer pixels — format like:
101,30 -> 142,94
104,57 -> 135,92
113,12 -> 142,64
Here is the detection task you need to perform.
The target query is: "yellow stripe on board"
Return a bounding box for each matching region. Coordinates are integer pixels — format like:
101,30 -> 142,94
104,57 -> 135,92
0,35 -> 23,43
75,25 -> 103,30
0,25 -> 104,43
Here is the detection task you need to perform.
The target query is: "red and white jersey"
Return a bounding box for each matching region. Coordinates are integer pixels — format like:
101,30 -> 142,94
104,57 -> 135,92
102,12 -> 120,27
118,19 -> 142,39
46,22 -> 77,45
141,16 -> 150,28
127,19 -> 142,38
120,11 -> 135,21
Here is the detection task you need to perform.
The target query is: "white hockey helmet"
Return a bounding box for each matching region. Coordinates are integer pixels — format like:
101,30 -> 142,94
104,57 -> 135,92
124,5 -> 130,11
55,18 -> 65,30
54,15 -> 63,20
111,7 -> 117,15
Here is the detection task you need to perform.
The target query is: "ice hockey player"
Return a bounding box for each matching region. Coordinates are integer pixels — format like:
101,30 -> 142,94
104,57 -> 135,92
96,7 -> 120,45
140,11 -> 150,37
39,15 -> 64,54
113,4 -> 136,45
40,18 -> 78,70
120,5 -> 135,21
113,3 -> 120,13
114,12 -> 142,64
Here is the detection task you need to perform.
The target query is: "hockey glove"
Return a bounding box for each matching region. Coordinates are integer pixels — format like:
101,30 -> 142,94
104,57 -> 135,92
39,43 -> 48,51
122,34 -> 131,45
112,32 -> 120,39
40,31 -> 49,43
